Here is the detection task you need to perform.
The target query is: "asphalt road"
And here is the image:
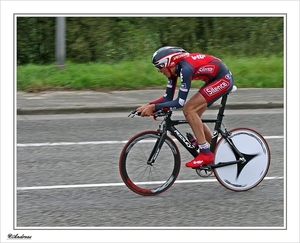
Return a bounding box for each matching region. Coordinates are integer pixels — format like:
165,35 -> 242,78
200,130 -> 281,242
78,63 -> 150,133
16,109 -> 284,229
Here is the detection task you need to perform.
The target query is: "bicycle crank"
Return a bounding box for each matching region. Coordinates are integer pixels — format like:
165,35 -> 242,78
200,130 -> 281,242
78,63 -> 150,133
195,167 -> 213,177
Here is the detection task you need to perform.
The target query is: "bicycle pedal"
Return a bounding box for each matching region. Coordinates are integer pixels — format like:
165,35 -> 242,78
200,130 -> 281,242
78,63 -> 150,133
199,164 -> 213,170
195,167 -> 213,177
191,164 -> 211,170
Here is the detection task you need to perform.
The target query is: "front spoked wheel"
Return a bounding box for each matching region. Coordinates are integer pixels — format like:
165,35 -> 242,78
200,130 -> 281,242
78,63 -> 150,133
213,127 -> 271,192
119,130 -> 181,196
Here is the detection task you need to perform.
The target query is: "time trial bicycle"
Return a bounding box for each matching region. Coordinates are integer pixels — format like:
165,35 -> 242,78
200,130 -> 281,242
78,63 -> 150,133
119,85 -> 271,196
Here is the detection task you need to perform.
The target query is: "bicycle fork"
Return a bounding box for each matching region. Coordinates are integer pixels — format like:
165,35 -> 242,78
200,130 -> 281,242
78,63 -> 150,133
147,131 -> 167,166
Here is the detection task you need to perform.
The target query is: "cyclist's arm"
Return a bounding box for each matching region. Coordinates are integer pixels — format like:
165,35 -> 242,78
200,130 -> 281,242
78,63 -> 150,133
154,66 -> 192,111
148,77 -> 178,104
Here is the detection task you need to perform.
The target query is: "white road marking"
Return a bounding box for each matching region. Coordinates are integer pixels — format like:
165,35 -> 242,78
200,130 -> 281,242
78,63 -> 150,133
16,136 -> 284,147
16,177 -> 283,191
16,136 -> 284,191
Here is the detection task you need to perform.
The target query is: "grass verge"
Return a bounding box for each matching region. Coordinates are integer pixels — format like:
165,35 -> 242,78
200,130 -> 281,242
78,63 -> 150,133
17,55 -> 283,92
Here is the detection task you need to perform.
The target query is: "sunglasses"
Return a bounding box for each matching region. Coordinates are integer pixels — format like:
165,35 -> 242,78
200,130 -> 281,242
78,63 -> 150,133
154,63 -> 165,69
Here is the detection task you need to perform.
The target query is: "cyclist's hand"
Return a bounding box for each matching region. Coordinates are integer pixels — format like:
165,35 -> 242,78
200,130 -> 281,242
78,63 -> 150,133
136,103 -> 149,111
137,104 -> 155,117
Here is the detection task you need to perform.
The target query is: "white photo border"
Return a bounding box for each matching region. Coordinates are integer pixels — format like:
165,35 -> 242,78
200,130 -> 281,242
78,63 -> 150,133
1,1 -> 299,243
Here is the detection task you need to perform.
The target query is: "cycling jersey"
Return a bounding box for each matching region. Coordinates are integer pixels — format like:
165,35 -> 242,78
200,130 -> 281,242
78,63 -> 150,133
150,53 -> 234,110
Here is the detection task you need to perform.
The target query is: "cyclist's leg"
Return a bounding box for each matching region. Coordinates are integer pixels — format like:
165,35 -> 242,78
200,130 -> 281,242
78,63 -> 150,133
193,71 -> 233,144
184,93 -> 215,167
197,109 -> 212,143
203,123 -> 212,144
183,93 -> 208,145
184,68 -> 234,167
199,72 -> 234,107
184,76 -> 234,149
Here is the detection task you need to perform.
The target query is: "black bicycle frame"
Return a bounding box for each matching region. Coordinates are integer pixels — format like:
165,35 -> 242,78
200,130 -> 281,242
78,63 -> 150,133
148,92 -> 245,166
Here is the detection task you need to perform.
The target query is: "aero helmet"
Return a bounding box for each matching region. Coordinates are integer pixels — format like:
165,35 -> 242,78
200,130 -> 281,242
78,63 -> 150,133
151,46 -> 189,69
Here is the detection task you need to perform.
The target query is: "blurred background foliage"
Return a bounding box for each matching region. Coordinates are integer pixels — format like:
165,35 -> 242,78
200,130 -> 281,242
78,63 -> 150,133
17,16 -> 284,65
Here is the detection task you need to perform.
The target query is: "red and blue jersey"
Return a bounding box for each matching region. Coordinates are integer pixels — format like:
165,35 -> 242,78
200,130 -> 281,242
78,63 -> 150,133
150,53 -> 234,110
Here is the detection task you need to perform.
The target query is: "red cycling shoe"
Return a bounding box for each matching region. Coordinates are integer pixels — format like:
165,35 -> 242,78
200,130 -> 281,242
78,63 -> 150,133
185,152 -> 214,168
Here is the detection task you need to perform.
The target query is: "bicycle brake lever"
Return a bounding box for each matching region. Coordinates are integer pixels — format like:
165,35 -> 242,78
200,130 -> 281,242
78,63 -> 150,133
128,110 -> 141,118
152,110 -> 166,121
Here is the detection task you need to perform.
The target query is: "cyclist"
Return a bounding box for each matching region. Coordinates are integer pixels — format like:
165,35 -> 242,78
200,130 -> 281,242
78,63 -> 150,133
137,46 -> 234,168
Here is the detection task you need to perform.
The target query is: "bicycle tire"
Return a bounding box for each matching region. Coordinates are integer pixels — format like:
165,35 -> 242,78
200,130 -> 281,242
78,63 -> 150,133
119,130 -> 181,196
213,127 -> 271,192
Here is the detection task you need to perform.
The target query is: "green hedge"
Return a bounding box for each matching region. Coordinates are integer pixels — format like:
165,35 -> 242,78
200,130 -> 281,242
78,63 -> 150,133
17,17 -> 284,65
